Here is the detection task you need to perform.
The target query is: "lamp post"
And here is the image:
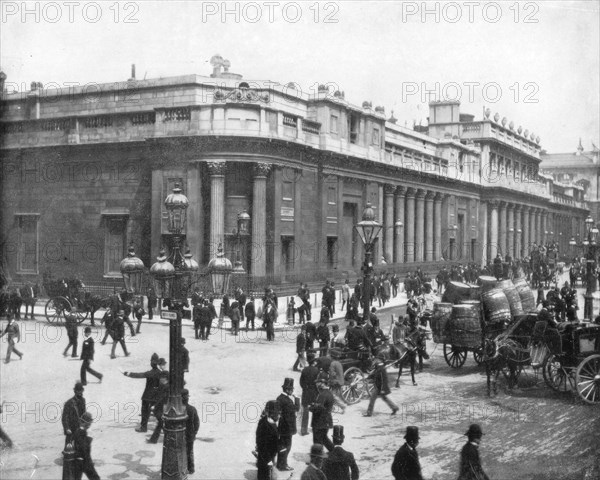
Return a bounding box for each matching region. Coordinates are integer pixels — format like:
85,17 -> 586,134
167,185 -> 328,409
231,210 -> 251,275
354,203 -> 382,325
583,216 -> 599,320
148,183 -> 199,480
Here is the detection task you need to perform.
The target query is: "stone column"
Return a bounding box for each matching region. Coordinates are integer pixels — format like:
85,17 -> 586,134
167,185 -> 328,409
507,203 -> 515,257
384,184 -> 395,264
535,208 -> 541,246
542,210 -> 548,246
529,208 -> 536,251
521,206 -> 531,258
251,162 -> 271,277
208,161 -> 226,258
434,193 -> 443,261
415,189 -> 426,262
489,201 -> 499,259
394,186 -> 406,263
514,205 -> 522,260
405,188 -> 416,263
480,200 -> 488,265
425,191 -> 435,262
499,201 -> 507,257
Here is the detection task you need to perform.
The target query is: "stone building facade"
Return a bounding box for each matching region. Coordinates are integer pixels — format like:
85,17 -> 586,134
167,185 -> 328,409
0,62 -> 589,284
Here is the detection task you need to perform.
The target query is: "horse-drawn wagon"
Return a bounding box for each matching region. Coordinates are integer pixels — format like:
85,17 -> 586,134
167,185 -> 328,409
42,276 -> 110,324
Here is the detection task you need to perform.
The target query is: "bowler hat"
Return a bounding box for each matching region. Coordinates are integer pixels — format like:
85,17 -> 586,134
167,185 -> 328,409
282,378 -> 294,390
332,425 -> 344,441
84,327 -> 92,334
465,424 -> 484,437
181,389 -> 189,396
180,337 -> 186,345
265,400 -> 280,415
74,382 -> 84,392
309,444 -> 328,458
157,358 -> 167,366
80,411 -> 93,426
404,426 -> 420,441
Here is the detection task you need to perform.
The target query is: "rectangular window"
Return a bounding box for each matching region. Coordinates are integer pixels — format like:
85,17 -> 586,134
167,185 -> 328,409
265,110 -> 278,133
326,237 -> 338,269
348,113 -> 359,144
282,181 -> 294,201
16,214 -> 39,274
330,114 -> 338,134
104,217 -> 127,276
327,185 -> 337,205
372,127 -> 380,146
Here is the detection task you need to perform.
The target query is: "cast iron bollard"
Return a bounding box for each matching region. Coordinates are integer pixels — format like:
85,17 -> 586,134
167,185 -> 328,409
62,442 -> 76,480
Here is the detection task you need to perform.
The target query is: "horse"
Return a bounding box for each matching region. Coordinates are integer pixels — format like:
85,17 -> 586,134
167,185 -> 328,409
483,337 -> 530,396
19,282 -> 39,319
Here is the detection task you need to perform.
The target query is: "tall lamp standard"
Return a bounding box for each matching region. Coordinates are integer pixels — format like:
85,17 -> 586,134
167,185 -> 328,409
149,183 -> 199,480
354,203 -> 382,325
231,210 -> 251,275
583,216 -> 599,320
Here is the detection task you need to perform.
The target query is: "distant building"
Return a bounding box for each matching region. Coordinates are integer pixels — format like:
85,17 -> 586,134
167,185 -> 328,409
0,59 -> 589,286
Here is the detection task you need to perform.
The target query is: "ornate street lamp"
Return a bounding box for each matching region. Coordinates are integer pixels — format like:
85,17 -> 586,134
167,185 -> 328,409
231,210 -> 251,275
149,183 -> 199,480
354,203 -> 382,324
208,243 -> 233,295
583,216 -> 599,320
120,245 -> 145,295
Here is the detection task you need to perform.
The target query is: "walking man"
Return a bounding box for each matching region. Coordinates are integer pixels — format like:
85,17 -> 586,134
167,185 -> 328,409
300,444 -> 328,480
80,327 -> 103,385
72,411 -> 100,480
182,389 -> 200,474
328,357 -> 347,414
1,314 -> 23,363
276,378 -> 299,472
391,426 -> 423,480
63,313 -> 79,358
364,358 -> 398,416
0,403 -> 13,448
322,425 -> 359,480
255,400 -> 280,480
110,310 -> 130,359
62,382 -> 85,447
293,325 -> 308,372
299,354 -> 319,436
310,376 -> 335,451
457,424 -> 490,480
123,353 -> 164,432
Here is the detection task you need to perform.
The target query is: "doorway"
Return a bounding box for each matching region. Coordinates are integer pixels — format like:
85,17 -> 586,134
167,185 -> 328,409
341,202 -> 358,269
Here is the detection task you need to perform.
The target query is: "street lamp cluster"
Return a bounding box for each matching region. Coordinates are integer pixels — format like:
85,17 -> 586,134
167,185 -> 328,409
570,215 -> 599,320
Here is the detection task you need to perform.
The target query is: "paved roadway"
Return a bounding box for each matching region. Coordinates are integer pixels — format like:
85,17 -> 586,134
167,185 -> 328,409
0,274 -> 599,479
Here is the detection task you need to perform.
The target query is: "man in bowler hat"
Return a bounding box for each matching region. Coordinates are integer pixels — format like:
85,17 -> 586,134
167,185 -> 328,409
391,426 -> 423,480
300,444 -> 328,480
256,400 -> 280,480
182,389 -> 200,474
310,375 -> 335,452
62,382 -> 86,447
322,425 -> 359,480
276,378 -> 299,471
80,327 -> 103,385
300,354 -> 320,435
364,357 -> 399,416
457,424 -> 490,480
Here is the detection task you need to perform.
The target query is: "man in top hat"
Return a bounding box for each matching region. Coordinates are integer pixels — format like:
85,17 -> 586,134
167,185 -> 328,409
123,353 -> 164,432
276,378 -> 299,471
364,357 -> 398,417
256,400 -> 280,480
62,382 -> 86,447
322,425 -> 359,480
300,444 -> 328,480
72,411 -> 100,480
457,424 -> 490,480
391,426 -> 423,480
182,389 -> 200,474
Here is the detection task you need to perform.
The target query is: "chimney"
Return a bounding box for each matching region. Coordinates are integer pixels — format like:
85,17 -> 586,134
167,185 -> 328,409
128,64 -> 136,81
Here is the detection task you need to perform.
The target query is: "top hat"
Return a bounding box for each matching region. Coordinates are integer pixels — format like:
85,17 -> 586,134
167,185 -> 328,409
84,326 -> 92,334
282,378 -> 294,390
180,337 -> 186,344
404,426 -> 420,442
465,424 -> 484,437
265,400 -> 280,415
310,444 -> 328,458
74,382 -> 84,392
332,425 -> 344,441
80,411 -> 93,426
151,353 -> 159,365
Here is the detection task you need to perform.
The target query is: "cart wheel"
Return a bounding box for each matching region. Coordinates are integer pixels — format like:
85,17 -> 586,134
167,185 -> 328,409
45,297 -> 71,323
444,344 -> 467,368
575,354 -> 600,405
70,308 -> 89,324
473,346 -> 484,365
341,367 -> 366,405
543,354 -> 573,393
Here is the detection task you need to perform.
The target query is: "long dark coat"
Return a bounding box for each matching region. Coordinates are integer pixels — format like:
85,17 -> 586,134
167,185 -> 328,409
392,443 -> 423,480
276,393 -> 298,436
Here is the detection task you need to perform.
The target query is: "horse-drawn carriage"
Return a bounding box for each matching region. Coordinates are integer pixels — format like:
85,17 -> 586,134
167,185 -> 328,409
42,276 -> 109,324
542,322 -> 600,404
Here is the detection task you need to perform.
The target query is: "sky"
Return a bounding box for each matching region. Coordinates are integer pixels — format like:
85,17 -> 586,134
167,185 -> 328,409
1,0 -> 599,153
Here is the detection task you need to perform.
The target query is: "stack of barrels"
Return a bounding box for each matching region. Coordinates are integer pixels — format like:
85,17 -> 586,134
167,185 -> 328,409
433,281 -> 483,347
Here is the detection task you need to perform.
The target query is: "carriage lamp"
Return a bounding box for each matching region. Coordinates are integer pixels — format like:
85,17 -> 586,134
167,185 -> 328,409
150,249 -> 175,299
120,245 -> 145,295
164,183 -> 189,234
355,203 -> 382,324
208,243 -> 233,295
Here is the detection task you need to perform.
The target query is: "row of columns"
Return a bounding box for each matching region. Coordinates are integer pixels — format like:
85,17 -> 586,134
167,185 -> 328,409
383,185 -> 446,264
207,161 -> 271,277
487,201 -> 549,259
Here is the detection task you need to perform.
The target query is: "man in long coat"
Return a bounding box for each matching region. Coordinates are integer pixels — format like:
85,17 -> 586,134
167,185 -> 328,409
391,426 -> 423,480
62,382 -> 85,447
276,378 -> 299,471
322,425 -> 359,480
310,375 -> 335,451
256,400 -> 280,480
300,355 -> 319,436
457,424 -> 490,480
123,353 -> 163,432
364,358 -> 398,416
182,389 -> 200,474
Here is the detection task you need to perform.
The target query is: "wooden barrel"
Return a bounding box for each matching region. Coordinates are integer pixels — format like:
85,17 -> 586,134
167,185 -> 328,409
477,276 -> 498,291
498,279 -> 524,317
449,304 -> 482,347
431,302 -> 453,344
468,285 -> 481,300
482,287 -> 512,326
442,281 -> 472,304
513,277 -> 536,313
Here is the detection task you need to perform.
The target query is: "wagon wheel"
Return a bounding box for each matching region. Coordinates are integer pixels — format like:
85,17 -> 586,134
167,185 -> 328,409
575,354 -> 600,405
45,297 -> 71,323
341,367 -> 367,405
542,354 -> 573,393
473,346 -> 485,365
443,344 -> 467,368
